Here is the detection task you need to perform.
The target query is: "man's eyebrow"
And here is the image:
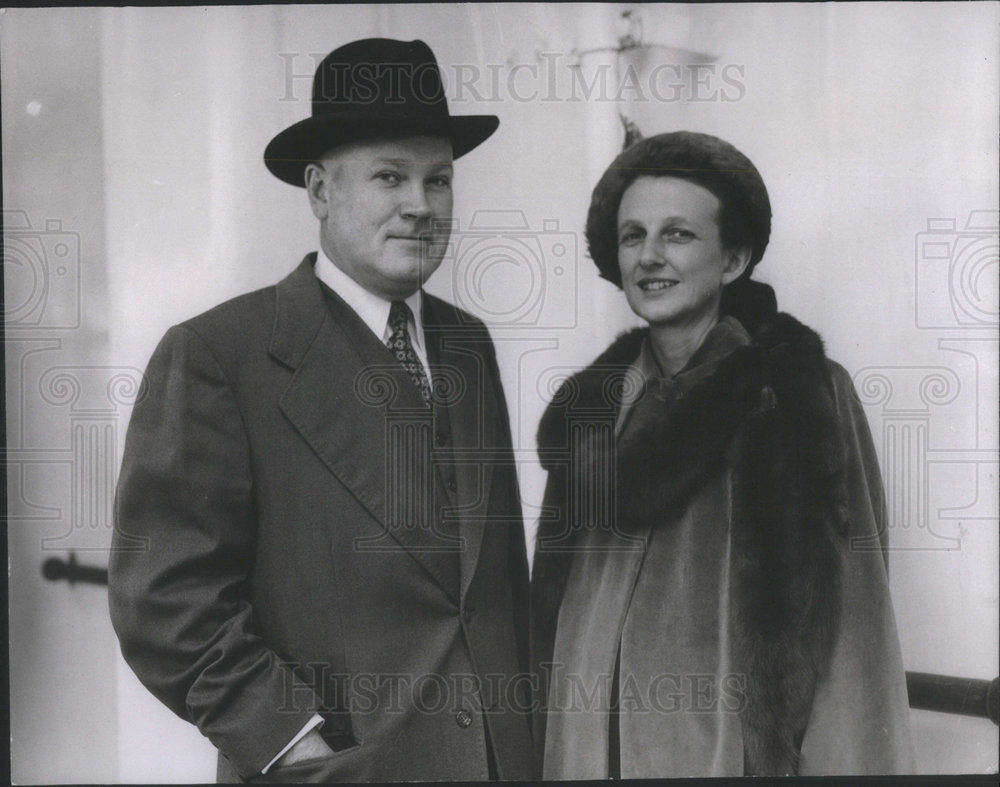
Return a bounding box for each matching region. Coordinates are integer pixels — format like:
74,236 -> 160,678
369,157 -> 453,169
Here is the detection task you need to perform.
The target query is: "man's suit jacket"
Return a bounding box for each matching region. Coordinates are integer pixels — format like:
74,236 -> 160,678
109,255 -> 533,782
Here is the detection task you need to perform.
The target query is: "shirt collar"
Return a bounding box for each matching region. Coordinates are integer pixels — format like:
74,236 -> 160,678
615,316 -> 751,438
637,315 -> 751,392
314,246 -> 425,350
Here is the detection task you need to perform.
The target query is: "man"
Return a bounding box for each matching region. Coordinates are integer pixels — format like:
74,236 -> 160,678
109,38 -> 533,783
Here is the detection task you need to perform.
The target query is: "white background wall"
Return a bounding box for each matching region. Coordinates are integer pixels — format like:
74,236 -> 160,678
4,3 -> 998,781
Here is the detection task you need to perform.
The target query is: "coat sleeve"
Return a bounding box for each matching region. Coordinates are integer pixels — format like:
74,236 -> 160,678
798,363 -> 915,774
108,324 -> 322,778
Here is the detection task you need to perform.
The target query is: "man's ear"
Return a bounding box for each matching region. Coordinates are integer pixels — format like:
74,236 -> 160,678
721,245 -> 752,285
304,162 -> 329,220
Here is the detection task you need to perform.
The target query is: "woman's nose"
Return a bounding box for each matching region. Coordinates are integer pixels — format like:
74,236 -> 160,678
638,236 -> 665,267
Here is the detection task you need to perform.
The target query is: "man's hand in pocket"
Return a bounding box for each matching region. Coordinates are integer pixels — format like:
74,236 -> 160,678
274,729 -> 334,768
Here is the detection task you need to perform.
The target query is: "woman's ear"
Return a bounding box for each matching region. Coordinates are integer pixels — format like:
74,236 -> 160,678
721,246 -> 752,285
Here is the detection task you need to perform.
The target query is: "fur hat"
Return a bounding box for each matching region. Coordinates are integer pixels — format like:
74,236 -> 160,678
585,131 -> 772,288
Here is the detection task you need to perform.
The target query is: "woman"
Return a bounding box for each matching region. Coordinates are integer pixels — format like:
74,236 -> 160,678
530,131 -> 913,777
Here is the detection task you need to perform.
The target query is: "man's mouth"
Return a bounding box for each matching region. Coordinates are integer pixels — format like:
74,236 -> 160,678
637,278 -> 679,292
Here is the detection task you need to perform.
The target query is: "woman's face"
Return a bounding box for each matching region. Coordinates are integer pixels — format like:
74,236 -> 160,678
616,176 -> 749,330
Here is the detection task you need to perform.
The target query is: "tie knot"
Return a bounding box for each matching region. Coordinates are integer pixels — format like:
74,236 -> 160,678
389,300 -> 413,331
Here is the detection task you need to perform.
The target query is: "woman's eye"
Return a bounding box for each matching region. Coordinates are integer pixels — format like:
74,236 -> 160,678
619,230 -> 643,246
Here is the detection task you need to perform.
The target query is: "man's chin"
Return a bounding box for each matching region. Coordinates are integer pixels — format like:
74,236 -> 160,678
382,259 -> 444,291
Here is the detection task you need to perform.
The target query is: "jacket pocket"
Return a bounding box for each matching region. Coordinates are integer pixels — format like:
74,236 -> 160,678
246,739 -> 362,784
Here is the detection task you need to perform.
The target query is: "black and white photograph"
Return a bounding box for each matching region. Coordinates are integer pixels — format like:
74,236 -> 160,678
3,2 -> 998,782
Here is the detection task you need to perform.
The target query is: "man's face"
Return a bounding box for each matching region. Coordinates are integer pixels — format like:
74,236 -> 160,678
306,137 -> 454,300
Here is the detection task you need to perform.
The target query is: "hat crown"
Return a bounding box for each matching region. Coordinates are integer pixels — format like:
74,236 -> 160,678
311,38 -> 448,119
264,37 -> 498,186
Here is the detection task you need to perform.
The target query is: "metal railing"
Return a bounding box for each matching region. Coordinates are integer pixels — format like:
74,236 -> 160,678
41,553 -> 108,587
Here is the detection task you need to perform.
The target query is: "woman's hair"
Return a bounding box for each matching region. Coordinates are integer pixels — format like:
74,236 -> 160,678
585,131 -> 772,289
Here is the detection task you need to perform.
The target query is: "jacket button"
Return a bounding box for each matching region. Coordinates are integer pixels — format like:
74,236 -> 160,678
462,607 -> 474,624
455,709 -> 473,728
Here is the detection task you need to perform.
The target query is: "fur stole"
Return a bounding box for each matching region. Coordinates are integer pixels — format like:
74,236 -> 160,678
530,313 -> 849,776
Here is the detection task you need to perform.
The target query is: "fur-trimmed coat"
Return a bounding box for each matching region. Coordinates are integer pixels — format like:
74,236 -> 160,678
530,313 -> 913,778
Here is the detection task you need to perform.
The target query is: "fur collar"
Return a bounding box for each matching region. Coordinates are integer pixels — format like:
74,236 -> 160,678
531,313 -> 849,776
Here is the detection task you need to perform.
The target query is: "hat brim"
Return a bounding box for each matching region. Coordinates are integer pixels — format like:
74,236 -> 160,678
263,112 -> 499,187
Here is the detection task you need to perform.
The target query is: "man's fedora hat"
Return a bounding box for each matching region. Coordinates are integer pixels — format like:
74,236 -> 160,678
264,38 -> 499,187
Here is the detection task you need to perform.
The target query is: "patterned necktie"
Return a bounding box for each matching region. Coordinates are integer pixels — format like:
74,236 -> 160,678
386,301 -> 432,406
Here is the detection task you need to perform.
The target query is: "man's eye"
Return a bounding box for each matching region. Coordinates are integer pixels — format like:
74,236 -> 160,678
428,176 -> 452,189
376,171 -> 402,185
666,229 -> 694,242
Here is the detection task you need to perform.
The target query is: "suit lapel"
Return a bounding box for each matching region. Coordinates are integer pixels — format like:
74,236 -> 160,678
272,257 -> 460,602
423,297 -> 495,599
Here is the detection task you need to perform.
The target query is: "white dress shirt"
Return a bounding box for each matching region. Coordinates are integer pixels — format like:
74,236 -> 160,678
262,249 -> 433,773
314,247 -> 433,383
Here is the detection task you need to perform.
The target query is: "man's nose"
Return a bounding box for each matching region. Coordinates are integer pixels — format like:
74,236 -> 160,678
400,184 -> 433,221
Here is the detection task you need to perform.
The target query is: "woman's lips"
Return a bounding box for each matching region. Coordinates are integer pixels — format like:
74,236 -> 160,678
637,278 -> 679,292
